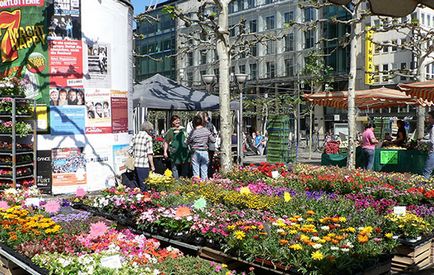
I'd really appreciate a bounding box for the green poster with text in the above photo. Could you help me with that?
[380,150,398,165]
[0,0,49,104]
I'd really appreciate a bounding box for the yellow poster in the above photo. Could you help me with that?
[36,105,48,132]
[365,27,374,85]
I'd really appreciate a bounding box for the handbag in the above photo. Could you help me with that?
[125,155,135,171]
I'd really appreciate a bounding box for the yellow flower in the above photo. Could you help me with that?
[234,230,246,240]
[311,251,324,261]
[385,233,393,239]
[226,272,231,275]
[222,264,228,268]
[339,217,347,223]
[284,192,291,202]
[289,230,298,235]
[164,169,173,177]
[300,234,309,242]
[240,187,251,195]
[275,219,286,228]
[227,225,236,231]
[345,227,356,233]
[357,234,369,244]
[289,243,303,250]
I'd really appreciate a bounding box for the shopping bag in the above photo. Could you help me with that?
[125,155,135,171]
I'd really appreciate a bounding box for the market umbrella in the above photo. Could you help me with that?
[399,80,434,102]
[304,87,423,110]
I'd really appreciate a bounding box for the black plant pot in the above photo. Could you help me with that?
[205,238,220,250]
[192,236,205,246]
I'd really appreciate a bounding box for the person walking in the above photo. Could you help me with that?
[255,131,264,155]
[187,116,216,180]
[361,123,378,170]
[198,112,217,178]
[164,115,190,178]
[128,121,155,191]
[423,111,434,179]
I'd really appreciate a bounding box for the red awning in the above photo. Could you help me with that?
[304,87,425,110]
[399,80,434,102]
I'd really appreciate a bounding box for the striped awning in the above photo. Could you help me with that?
[399,80,434,102]
[304,87,424,110]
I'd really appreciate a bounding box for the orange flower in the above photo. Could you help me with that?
[306,210,315,215]
[175,206,192,217]
[279,239,289,245]
[357,234,369,244]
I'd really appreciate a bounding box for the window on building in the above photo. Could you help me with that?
[374,19,380,27]
[200,50,207,64]
[400,38,407,47]
[249,20,257,33]
[237,0,244,11]
[400,16,408,23]
[229,25,236,37]
[382,64,389,81]
[428,15,431,26]
[284,11,294,25]
[187,72,193,86]
[382,43,389,53]
[400,62,407,81]
[422,13,425,25]
[187,52,194,66]
[266,62,275,78]
[266,16,275,30]
[249,63,257,80]
[229,2,235,13]
[239,65,246,74]
[304,8,314,22]
[285,58,294,76]
[266,40,275,54]
[247,0,255,8]
[200,70,206,80]
[214,68,219,80]
[305,30,314,48]
[265,0,274,4]
[411,12,417,22]
[214,50,218,61]
[250,44,257,56]
[391,40,397,52]
[374,65,380,83]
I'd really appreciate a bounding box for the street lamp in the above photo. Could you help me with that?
[234,73,248,165]
[202,74,216,93]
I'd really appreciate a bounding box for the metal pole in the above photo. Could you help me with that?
[296,73,301,162]
[239,84,244,165]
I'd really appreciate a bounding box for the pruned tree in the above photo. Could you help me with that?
[369,16,434,138]
[163,1,290,172]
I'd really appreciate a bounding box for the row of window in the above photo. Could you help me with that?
[373,12,434,27]
[138,14,175,36]
[370,62,434,83]
[139,39,176,55]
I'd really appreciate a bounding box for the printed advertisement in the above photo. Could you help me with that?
[84,146,115,190]
[36,150,52,193]
[86,43,110,88]
[0,2,49,104]
[36,105,48,133]
[85,88,111,134]
[50,105,85,135]
[48,0,81,41]
[49,40,83,87]
[49,87,85,106]
[112,144,129,174]
[111,90,128,133]
[52,147,86,186]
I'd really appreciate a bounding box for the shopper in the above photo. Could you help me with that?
[198,112,217,178]
[361,123,378,170]
[423,111,434,179]
[164,115,190,179]
[255,131,264,155]
[128,121,155,191]
[393,120,407,147]
[187,116,216,180]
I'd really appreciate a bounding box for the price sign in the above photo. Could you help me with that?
[380,150,398,165]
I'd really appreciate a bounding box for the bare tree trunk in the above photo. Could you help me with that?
[417,66,426,139]
[347,12,361,169]
[217,3,232,173]
[308,105,313,160]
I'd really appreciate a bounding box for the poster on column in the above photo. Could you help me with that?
[50,93,85,135]
[52,147,86,187]
[85,43,111,88]
[84,146,115,190]
[36,150,52,194]
[113,144,129,174]
[49,40,83,87]
[111,90,128,133]
[47,0,81,41]
[85,88,112,134]
[0,1,49,104]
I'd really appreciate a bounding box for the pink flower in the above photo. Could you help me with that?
[0,200,9,210]
[75,187,86,198]
[89,222,108,238]
[44,200,61,214]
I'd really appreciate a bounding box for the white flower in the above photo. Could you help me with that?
[331,246,339,250]
[312,243,322,249]
[311,236,320,241]
[321,226,330,231]
[153,269,161,275]
[341,248,350,252]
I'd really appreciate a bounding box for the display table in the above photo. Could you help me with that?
[321,148,428,175]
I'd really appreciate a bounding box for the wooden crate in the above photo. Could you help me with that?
[0,255,27,275]
[392,239,432,273]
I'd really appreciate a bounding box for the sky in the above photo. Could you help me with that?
[131,0,154,14]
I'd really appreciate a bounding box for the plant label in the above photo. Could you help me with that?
[271,171,280,179]
[100,255,122,269]
[393,206,406,216]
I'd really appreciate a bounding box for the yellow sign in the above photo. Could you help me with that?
[365,27,374,85]
[36,105,48,132]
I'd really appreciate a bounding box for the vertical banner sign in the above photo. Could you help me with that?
[52,147,86,186]
[0,1,48,103]
[85,88,112,134]
[365,27,374,85]
[36,150,52,193]
[111,90,128,133]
